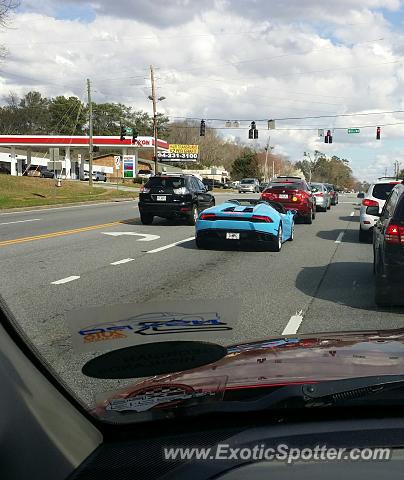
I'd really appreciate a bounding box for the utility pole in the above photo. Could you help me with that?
[87,78,93,187]
[150,65,158,175]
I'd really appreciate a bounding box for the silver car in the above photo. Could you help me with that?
[309,183,331,212]
[238,178,260,193]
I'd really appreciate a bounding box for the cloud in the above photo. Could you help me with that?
[1,1,404,182]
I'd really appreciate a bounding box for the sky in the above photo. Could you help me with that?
[1,0,404,181]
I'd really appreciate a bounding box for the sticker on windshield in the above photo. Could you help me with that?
[66,298,239,353]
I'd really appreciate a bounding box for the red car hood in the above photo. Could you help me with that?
[94,329,404,418]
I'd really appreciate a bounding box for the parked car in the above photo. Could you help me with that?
[261,180,316,224]
[40,169,55,179]
[373,181,404,306]
[82,171,107,182]
[259,182,270,192]
[238,178,260,193]
[139,174,215,225]
[196,198,295,251]
[309,182,331,212]
[359,178,402,242]
[202,178,224,189]
[324,183,339,205]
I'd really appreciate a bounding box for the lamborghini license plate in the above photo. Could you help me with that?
[226,232,240,240]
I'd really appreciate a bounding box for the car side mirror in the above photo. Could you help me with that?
[289,209,298,216]
[357,192,365,199]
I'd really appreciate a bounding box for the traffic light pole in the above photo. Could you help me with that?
[150,65,158,175]
[87,78,93,187]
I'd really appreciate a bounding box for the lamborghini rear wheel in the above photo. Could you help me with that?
[270,224,282,252]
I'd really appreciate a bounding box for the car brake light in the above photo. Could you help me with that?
[362,199,378,207]
[200,213,216,220]
[385,223,404,244]
[251,215,272,223]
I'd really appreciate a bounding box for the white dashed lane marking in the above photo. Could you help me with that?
[110,258,134,265]
[335,232,344,243]
[147,237,196,253]
[51,276,80,285]
[0,218,41,226]
[282,312,304,335]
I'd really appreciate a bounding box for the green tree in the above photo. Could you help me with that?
[48,96,86,134]
[231,149,261,180]
[19,91,50,134]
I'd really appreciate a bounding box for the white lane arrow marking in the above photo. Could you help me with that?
[102,232,160,242]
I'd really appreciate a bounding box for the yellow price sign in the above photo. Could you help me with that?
[169,144,199,155]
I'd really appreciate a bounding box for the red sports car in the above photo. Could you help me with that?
[261,180,316,224]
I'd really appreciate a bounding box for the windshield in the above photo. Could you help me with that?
[145,177,185,188]
[2,0,404,430]
[372,183,399,200]
[266,183,304,190]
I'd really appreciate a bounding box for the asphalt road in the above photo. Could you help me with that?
[1,192,403,406]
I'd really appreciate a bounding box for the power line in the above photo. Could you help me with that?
[168,109,404,123]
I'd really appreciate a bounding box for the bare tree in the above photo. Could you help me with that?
[0,1,19,58]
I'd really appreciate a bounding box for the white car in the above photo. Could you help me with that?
[359,178,402,242]
[137,169,153,179]
[82,171,107,182]
[238,178,260,193]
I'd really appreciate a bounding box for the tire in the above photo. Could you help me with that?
[288,222,295,241]
[374,256,392,306]
[304,210,313,224]
[187,205,198,226]
[270,224,283,252]
[359,227,369,243]
[196,237,208,249]
[327,203,331,210]
[140,213,154,225]
[312,208,316,220]
[103,177,107,182]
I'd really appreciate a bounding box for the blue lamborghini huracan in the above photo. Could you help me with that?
[195,199,295,251]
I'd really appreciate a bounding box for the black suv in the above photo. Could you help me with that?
[373,182,404,306]
[139,175,215,225]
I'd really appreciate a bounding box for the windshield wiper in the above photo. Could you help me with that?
[178,375,404,416]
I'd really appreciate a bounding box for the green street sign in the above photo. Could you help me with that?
[125,127,133,134]
[347,128,360,134]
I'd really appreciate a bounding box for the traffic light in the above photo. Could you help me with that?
[325,129,332,144]
[249,121,258,139]
[120,124,126,141]
[132,130,138,143]
[200,120,206,136]
[376,126,381,140]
